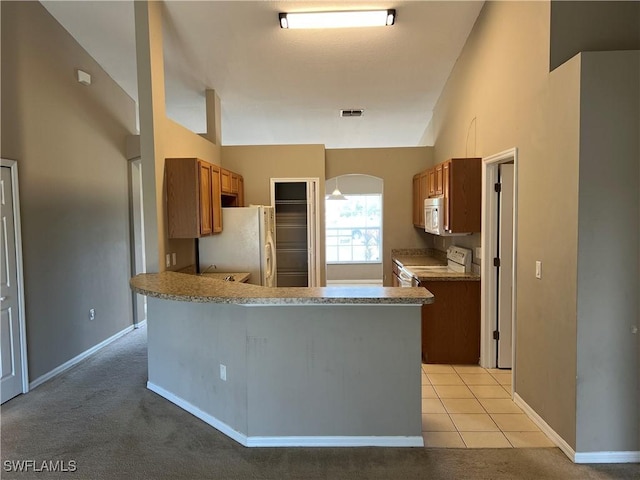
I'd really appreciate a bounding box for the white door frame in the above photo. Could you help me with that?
[128,158,146,328]
[480,148,518,386]
[1,158,29,396]
[270,177,321,287]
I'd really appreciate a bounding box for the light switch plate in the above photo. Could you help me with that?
[535,261,542,279]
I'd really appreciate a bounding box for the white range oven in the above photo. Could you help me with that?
[399,246,473,287]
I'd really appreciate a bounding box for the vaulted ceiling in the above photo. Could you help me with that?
[42,1,483,148]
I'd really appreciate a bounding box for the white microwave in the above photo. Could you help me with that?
[424,197,471,236]
[424,197,445,235]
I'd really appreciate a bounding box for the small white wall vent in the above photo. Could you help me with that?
[76,69,92,86]
[340,109,364,117]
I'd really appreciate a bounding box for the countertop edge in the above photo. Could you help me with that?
[130,272,434,305]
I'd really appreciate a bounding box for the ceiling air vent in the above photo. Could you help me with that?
[340,109,364,117]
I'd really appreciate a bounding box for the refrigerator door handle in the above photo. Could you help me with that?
[265,234,276,286]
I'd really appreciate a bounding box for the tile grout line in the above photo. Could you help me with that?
[422,364,521,448]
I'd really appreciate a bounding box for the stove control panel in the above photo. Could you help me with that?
[447,246,473,272]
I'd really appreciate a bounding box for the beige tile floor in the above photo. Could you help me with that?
[421,364,555,449]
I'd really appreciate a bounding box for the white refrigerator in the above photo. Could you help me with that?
[198,206,276,286]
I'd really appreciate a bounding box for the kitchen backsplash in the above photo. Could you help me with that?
[429,233,482,265]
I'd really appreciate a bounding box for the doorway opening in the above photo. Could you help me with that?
[129,158,147,327]
[480,148,518,389]
[325,174,383,287]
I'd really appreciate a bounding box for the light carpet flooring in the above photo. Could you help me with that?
[2,326,638,479]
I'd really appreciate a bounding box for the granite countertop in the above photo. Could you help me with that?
[130,272,434,305]
[177,265,250,283]
[391,248,480,282]
[198,272,250,283]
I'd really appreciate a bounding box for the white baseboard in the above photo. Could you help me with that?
[29,324,135,390]
[246,436,423,447]
[147,381,423,448]
[513,393,576,460]
[574,451,640,464]
[134,319,147,329]
[147,381,249,446]
[514,393,640,464]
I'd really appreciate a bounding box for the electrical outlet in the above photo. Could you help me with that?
[89,308,96,321]
[166,254,171,268]
[475,247,482,260]
[172,252,177,265]
[535,261,542,279]
[219,364,227,381]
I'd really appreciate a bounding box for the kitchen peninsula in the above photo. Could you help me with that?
[131,272,433,447]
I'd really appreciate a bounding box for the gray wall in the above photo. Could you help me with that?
[1,2,137,380]
[147,299,422,440]
[575,51,639,453]
[550,1,640,71]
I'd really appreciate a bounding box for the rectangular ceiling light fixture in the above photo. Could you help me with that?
[279,9,396,29]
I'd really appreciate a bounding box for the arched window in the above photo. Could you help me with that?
[325,175,382,264]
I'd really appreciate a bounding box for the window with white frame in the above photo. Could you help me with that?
[326,194,382,263]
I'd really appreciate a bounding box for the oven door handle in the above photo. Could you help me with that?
[398,267,414,284]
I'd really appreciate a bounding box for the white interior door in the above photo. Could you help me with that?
[1,165,27,403]
[497,163,514,368]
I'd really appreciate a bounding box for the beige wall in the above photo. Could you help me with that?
[430,0,639,454]
[325,147,433,286]
[222,144,326,284]
[1,2,137,379]
[430,0,579,446]
[550,1,640,70]
[134,2,221,273]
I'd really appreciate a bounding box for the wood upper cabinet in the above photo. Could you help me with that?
[198,162,213,236]
[165,158,223,238]
[428,169,436,197]
[413,171,429,228]
[435,164,444,196]
[210,164,223,233]
[220,168,244,206]
[444,158,481,233]
[221,168,232,194]
[442,161,451,230]
[412,157,481,233]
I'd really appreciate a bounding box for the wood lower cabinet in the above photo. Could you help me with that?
[166,157,222,238]
[420,280,480,364]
